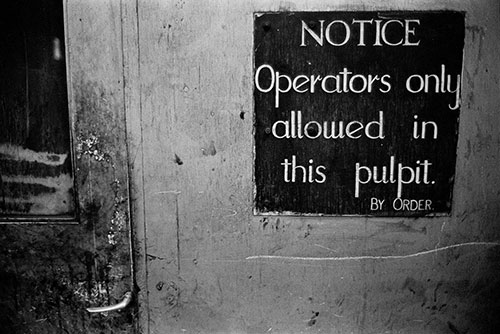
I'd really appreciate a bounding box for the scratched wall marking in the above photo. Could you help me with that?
[246,242,500,261]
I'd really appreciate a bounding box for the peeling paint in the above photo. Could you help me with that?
[109,208,127,245]
[61,277,109,305]
[163,281,180,310]
[201,140,217,156]
[76,134,109,162]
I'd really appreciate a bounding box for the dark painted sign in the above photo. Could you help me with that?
[254,11,465,216]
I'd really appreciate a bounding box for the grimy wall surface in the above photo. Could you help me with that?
[0,1,135,333]
[125,0,500,333]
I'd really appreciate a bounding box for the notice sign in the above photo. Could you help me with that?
[254,11,465,216]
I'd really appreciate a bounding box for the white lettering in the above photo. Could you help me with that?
[301,19,421,47]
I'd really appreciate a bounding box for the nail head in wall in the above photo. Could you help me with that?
[263,21,271,32]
